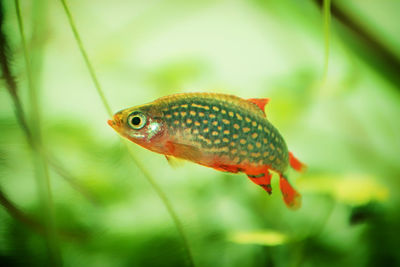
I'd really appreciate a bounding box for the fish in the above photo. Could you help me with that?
[108,93,305,209]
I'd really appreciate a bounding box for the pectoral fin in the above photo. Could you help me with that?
[165,141,203,163]
[165,155,185,168]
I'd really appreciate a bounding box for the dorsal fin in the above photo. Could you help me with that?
[247,98,269,116]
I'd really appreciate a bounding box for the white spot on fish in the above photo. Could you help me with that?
[147,120,161,140]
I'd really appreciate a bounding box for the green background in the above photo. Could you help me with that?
[1,0,399,266]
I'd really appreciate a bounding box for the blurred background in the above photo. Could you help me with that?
[1,0,400,266]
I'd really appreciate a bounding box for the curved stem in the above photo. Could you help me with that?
[15,0,61,265]
[58,0,112,117]
[322,0,331,82]
[124,141,195,267]
[314,0,400,89]
[0,188,88,241]
[58,1,194,266]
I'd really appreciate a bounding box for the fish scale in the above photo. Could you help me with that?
[108,92,305,209]
[159,94,288,173]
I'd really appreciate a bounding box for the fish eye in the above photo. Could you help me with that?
[127,112,147,130]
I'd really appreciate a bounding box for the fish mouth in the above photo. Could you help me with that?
[107,114,122,130]
[107,119,118,130]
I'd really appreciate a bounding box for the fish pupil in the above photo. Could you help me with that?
[131,116,141,126]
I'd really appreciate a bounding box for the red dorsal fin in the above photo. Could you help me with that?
[247,98,269,116]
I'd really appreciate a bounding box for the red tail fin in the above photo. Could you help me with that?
[279,175,301,210]
[289,152,306,172]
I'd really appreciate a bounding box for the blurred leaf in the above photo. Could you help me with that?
[298,173,389,205]
[229,230,288,246]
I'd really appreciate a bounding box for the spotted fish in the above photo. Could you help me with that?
[108,93,305,209]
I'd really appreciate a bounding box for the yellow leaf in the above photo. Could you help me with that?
[297,173,389,205]
[229,230,288,246]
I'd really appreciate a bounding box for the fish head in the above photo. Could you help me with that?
[108,104,166,147]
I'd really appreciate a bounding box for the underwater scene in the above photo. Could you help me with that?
[1,0,399,266]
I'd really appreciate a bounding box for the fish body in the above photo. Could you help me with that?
[108,93,305,209]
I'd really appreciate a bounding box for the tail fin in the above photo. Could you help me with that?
[279,175,301,210]
[289,152,306,172]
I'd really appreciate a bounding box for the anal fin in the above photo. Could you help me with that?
[247,171,272,195]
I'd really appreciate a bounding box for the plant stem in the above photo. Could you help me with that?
[15,1,62,265]
[322,0,331,82]
[124,141,195,267]
[59,0,112,117]
[315,0,400,90]
[58,1,195,266]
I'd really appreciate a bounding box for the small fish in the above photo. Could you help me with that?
[108,93,305,209]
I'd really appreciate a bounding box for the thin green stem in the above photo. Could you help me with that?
[46,155,100,205]
[30,0,48,101]
[58,1,194,266]
[123,141,195,267]
[0,188,89,241]
[322,0,331,82]
[59,0,112,116]
[15,1,61,265]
